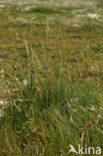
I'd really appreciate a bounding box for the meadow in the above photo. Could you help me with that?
[0,0,103,155]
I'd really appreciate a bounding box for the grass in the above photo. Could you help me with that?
[26,7,62,14]
[1,75,103,155]
[0,0,103,155]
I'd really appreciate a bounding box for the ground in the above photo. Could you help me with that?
[0,0,103,155]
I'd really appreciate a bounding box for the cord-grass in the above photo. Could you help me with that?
[0,0,103,155]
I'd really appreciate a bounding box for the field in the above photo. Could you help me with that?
[0,0,103,155]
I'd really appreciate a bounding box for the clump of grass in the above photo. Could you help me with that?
[0,71,103,155]
[27,7,62,14]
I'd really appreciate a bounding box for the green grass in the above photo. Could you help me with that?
[0,0,103,155]
[26,7,62,14]
[1,75,103,155]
